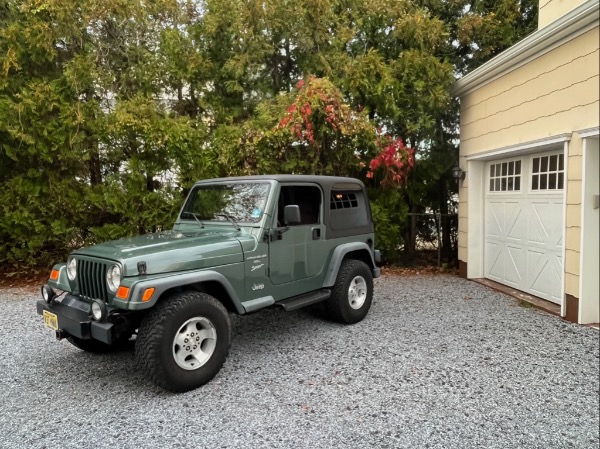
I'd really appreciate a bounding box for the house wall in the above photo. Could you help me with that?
[458,27,600,299]
[539,0,588,28]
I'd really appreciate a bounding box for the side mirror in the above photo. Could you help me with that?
[284,205,301,226]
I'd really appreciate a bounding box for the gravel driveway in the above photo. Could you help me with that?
[1,274,598,449]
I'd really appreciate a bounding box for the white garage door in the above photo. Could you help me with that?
[484,151,564,303]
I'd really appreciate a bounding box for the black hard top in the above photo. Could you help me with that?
[194,175,366,190]
[194,174,373,238]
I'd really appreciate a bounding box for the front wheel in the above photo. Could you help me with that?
[135,291,231,392]
[326,259,373,324]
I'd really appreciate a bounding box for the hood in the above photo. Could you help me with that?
[73,229,253,276]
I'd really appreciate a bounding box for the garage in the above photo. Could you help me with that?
[483,151,565,303]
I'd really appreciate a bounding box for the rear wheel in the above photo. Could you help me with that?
[326,259,373,324]
[135,291,231,392]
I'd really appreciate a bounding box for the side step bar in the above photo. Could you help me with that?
[275,289,331,312]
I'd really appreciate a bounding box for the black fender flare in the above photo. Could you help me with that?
[126,270,245,314]
[322,242,379,288]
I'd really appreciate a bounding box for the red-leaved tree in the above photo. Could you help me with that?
[248,76,414,189]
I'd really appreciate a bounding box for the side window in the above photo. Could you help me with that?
[330,190,368,230]
[277,185,322,226]
[330,192,358,209]
[531,153,564,191]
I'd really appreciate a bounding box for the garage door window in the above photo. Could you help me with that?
[531,154,564,191]
[489,160,521,192]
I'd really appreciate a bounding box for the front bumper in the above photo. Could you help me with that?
[36,295,116,344]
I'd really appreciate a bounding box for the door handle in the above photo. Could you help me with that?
[312,228,321,240]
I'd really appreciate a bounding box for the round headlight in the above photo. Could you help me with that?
[67,258,77,281]
[106,265,121,292]
[91,300,107,321]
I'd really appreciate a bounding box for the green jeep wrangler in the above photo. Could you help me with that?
[38,175,381,392]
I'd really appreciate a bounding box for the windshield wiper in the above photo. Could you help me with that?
[216,214,241,231]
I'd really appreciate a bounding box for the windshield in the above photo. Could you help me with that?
[180,182,270,224]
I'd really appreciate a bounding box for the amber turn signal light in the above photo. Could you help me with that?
[50,270,59,281]
[116,286,130,299]
[142,288,155,302]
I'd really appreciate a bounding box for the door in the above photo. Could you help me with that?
[484,152,564,303]
[268,184,325,285]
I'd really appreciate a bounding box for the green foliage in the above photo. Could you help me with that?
[370,190,407,263]
[0,0,537,271]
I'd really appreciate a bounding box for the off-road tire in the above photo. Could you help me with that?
[326,259,373,324]
[135,291,231,392]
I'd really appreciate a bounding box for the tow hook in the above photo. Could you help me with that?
[55,330,65,341]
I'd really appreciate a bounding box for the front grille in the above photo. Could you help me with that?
[76,259,110,301]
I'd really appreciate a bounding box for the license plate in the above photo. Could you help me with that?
[43,310,58,331]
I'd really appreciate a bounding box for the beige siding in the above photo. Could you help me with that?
[566,249,581,277]
[566,180,583,204]
[565,272,580,295]
[564,137,584,297]
[568,155,583,179]
[460,28,599,155]
[539,0,588,28]
[565,226,581,249]
[566,204,582,228]
[458,246,467,263]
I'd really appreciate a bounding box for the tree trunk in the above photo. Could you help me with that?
[85,91,102,186]
[88,148,102,186]
[404,208,417,263]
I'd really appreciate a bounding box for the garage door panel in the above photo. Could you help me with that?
[529,201,562,248]
[551,200,564,249]
[526,249,545,292]
[486,200,526,243]
[485,241,504,281]
[506,204,526,243]
[550,254,563,303]
[505,246,524,285]
[555,232,563,248]
[485,243,523,288]
[528,204,547,245]
[527,250,562,301]
[486,201,505,237]
[484,152,564,305]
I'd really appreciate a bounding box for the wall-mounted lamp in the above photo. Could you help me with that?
[452,166,466,181]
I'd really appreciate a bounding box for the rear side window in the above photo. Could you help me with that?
[330,192,358,209]
[330,190,368,230]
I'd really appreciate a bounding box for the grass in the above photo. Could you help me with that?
[518,299,533,308]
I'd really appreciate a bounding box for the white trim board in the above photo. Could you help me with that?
[465,134,571,161]
[578,127,600,138]
[452,0,599,97]
[578,137,600,324]
[560,140,569,318]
